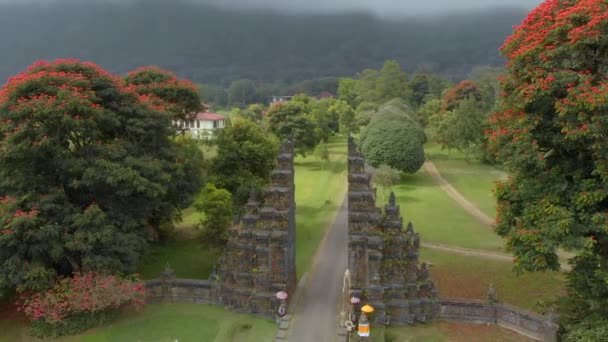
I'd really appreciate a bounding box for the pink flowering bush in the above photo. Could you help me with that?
[19,273,146,338]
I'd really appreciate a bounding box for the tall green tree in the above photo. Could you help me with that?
[265,99,318,156]
[329,100,356,134]
[314,141,330,169]
[228,79,257,107]
[372,164,401,198]
[361,121,425,173]
[487,1,608,339]
[338,78,359,108]
[376,60,411,103]
[211,118,279,208]
[0,60,203,292]
[195,183,233,246]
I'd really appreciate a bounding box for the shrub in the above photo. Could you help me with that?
[361,121,425,173]
[19,273,146,338]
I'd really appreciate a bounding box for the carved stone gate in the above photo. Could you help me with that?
[216,134,297,317]
[347,137,439,325]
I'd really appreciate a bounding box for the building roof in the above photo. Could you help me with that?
[194,112,226,121]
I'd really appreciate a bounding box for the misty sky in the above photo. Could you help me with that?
[0,0,544,16]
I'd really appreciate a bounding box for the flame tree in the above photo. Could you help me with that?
[488,1,608,336]
[0,60,203,292]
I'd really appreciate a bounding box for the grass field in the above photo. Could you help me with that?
[294,135,348,277]
[0,304,276,342]
[387,170,506,252]
[370,322,534,342]
[425,144,507,218]
[420,247,565,311]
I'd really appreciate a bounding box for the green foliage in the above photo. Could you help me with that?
[195,184,233,245]
[440,98,485,161]
[487,1,608,336]
[361,121,425,173]
[266,97,319,156]
[0,60,203,292]
[30,309,118,339]
[415,98,441,127]
[329,99,356,134]
[228,79,257,107]
[309,97,338,141]
[338,78,359,108]
[233,104,265,123]
[314,141,330,169]
[376,60,412,103]
[372,164,401,195]
[563,323,608,342]
[211,118,279,207]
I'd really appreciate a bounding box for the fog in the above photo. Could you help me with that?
[0,0,543,16]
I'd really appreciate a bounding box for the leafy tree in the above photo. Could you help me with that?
[309,97,338,141]
[409,74,432,107]
[199,83,228,107]
[487,1,608,338]
[447,98,485,161]
[0,60,202,292]
[415,98,441,127]
[124,66,202,120]
[372,164,401,197]
[211,118,279,207]
[228,79,257,107]
[361,121,425,173]
[329,100,356,133]
[356,69,380,104]
[376,60,411,103]
[314,141,330,169]
[442,80,482,111]
[265,100,318,156]
[195,183,233,245]
[233,103,265,123]
[338,78,359,108]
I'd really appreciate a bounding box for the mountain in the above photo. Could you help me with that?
[0,1,526,85]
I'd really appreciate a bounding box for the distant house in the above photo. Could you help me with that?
[270,95,292,105]
[175,112,226,139]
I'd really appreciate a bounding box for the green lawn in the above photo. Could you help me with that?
[0,304,276,342]
[295,135,348,278]
[425,143,507,218]
[420,247,565,312]
[387,170,506,252]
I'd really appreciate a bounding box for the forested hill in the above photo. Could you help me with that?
[0,1,526,85]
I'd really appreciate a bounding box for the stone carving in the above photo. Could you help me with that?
[347,136,439,325]
[216,134,297,318]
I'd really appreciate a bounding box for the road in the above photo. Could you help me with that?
[288,199,348,342]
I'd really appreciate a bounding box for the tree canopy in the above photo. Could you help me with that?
[0,59,203,292]
[488,1,608,338]
[361,120,425,173]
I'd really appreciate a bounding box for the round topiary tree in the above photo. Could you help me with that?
[361,121,425,173]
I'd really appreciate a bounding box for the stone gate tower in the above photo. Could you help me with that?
[217,134,297,317]
[347,136,439,324]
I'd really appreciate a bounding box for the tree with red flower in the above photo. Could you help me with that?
[488,0,608,337]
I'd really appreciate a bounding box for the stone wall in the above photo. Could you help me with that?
[145,278,219,305]
[438,298,558,342]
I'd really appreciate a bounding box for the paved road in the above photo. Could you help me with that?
[288,199,348,342]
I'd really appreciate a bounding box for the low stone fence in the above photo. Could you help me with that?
[438,298,558,341]
[338,298,559,342]
[145,278,220,305]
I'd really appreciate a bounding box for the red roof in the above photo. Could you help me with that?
[194,112,225,121]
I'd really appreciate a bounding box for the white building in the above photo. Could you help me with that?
[175,112,226,139]
[270,95,292,105]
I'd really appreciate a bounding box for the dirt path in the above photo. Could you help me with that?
[423,161,495,228]
[421,243,513,262]
[288,199,348,342]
